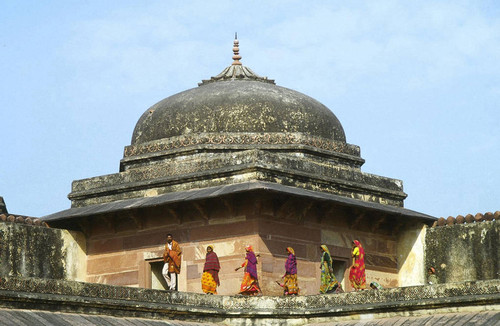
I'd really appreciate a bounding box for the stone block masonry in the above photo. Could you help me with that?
[0,221,86,281]
[426,219,499,284]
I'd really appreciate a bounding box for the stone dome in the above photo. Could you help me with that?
[131,40,346,146]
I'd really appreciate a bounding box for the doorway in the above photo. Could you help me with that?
[150,260,169,290]
[332,259,348,290]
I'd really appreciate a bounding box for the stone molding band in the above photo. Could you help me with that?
[0,277,498,319]
[124,133,360,158]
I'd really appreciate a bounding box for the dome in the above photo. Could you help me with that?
[131,39,346,146]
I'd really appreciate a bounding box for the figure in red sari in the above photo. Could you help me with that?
[349,240,366,291]
[201,245,220,294]
[235,245,261,295]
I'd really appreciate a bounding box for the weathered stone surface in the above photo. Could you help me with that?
[0,222,86,281]
[0,309,215,326]
[131,80,346,145]
[68,146,406,208]
[0,276,498,326]
[124,132,361,161]
[87,270,139,287]
[425,220,500,283]
[56,63,413,211]
[0,308,497,326]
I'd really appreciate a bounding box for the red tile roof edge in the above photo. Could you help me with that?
[432,211,499,227]
[0,214,49,227]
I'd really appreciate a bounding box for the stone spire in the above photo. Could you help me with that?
[199,35,275,86]
[232,33,242,65]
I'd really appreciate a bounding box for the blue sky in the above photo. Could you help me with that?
[1,1,499,218]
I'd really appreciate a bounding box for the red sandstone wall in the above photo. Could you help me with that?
[85,195,400,295]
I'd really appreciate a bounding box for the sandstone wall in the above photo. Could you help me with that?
[0,222,86,281]
[397,223,426,286]
[425,220,499,283]
[84,194,401,295]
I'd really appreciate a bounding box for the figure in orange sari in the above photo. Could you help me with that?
[235,245,261,295]
[349,240,366,291]
[162,234,182,291]
[201,245,220,294]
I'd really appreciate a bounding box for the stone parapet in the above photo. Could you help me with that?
[426,219,499,284]
[0,222,86,281]
[0,277,498,325]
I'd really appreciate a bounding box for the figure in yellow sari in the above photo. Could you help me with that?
[276,247,299,295]
[201,245,220,294]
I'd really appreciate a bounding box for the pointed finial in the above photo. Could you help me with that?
[232,32,242,65]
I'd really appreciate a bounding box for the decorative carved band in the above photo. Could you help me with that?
[0,277,498,312]
[124,133,359,158]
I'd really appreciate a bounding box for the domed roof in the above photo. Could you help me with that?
[131,39,346,145]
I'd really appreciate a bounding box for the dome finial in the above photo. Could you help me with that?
[199,34,275,85]
[232,33,242,65]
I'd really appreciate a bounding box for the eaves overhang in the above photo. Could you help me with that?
[43,181,436,224]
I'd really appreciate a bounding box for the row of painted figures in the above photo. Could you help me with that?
[162,234,373,295]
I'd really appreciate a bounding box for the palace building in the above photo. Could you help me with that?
[43,38,434,295]
[0,38,498,325]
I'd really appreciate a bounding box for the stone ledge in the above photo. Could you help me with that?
[121,143,365,172]
[0,277,498,322]
[69,161,406,207]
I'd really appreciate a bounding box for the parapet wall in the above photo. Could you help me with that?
[425,220,499,283]
[0,221,86,281]
[0,276,498,325]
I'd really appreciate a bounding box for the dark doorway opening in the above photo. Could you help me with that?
[333,259,347,288]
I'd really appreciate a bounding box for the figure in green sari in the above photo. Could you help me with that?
[319,245,339,294]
